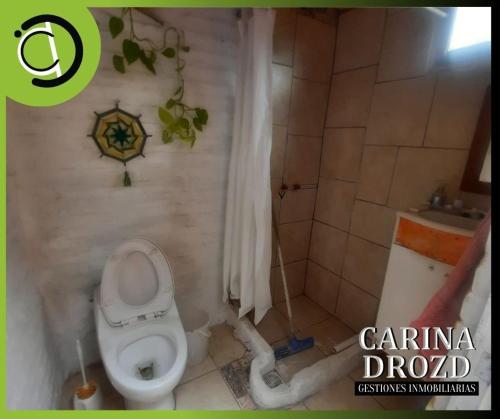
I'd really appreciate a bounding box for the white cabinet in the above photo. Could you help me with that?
[374,212,472,359]
[376,243,453,357]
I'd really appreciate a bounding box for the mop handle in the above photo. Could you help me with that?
[271,204,295,336]
[76,339,88,387]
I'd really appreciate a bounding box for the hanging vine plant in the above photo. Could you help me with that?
[108,8,209,147]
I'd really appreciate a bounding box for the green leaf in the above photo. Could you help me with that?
[123,39,140,64]
[109,16,124,39]
[193,117,203,131]
[139,49,156,74]
[162,48,176,58]
[158,107,174,125]
[178,117,190,130]
[162,130,174,143]
[166,99,176,109]
[196,108,209,125]
[149,50,157,64]
[169,121,180,133]
[182,46,190,52]
[112,55,125,73]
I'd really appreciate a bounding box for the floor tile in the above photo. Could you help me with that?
[301,317,355,356]
[180,355,217,385]
[208,324,247,367]
[276,295,330,330]
[175,370,240,410]
[304,375,382,410]
[255,307,290,345]
[275,345,325,383]
[349,360,431,410]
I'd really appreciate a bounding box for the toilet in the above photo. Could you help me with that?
[94,238,187,410]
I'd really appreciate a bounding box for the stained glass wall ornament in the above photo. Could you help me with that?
[89,102,151,186]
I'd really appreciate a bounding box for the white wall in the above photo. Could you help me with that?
[7,173,64,409]
[7,8,237,377]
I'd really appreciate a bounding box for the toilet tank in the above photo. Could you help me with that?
[375,212,473,359]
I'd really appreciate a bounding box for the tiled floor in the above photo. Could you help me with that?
[257,295,356,356]
[60,295,429,410]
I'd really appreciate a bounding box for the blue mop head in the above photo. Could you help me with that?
[274,336,315,360]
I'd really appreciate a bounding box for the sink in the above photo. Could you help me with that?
[418,210,480,231]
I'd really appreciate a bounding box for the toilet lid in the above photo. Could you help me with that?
[100,239,174,326]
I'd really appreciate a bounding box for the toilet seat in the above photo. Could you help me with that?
[100,239,174,327]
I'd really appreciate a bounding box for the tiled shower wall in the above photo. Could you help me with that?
[304,8,491,332]
[270,9,337,304]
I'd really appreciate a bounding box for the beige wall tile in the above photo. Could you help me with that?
[321,128,364,182]
[357,145,398,205]
[342,235,390,298]
[326,66,377,127]
[284,135,322,185]
[424,67,490,149]
[255,307,289,345]
[458,191,491,213]
[288,78,330,136]
[271,178,283,267]
[315,178,356,231]
[334,9,386,73]
[378,8,444,82]
[309,221,348,275]
[273,9,297,66]
[280,188,317,223]
[305,261,341,315]
[335,280,380,332]
[365,76,435,146]
[350,200,396,247]
[279,220,312,263]
[293,15,336,83]
[387,8,409,15]
[298,8,338,26]
[388,147,469,210]
[271,259,307,303]
[271,125,287,180]
[271,177,283,213]
[272,64,293,125]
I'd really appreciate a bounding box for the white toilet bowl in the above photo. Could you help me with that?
[94,239,187,409]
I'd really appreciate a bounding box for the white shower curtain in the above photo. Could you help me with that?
[223,8,275,324]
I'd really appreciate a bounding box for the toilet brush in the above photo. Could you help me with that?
[73,339,103,410]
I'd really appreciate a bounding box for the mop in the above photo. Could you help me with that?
[271,195,314,360]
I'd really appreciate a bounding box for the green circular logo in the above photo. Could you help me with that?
[2,1,100,106]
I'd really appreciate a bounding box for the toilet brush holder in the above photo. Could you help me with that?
[73,380,103,410]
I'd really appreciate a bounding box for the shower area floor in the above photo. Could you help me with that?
[60,295,430,410]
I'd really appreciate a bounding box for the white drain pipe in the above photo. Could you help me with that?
[226,307,363,409]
